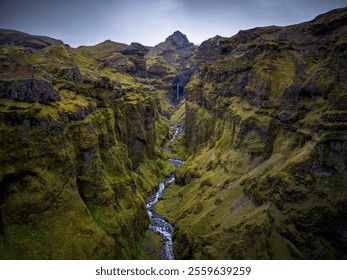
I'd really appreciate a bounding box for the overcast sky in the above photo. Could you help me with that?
[0,0,346,47]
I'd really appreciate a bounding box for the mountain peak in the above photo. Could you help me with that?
[165,31,191,48]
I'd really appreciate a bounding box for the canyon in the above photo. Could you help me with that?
[0,8,346,259]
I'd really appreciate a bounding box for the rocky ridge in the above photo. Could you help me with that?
[145,31,198,98]
[0,29,64,49]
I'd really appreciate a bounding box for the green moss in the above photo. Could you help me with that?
[1,11,346,260]
[145,55,175,76]
[170,99,186,125]
[157,14,347,259]
[0,84,168,259]
[139,231,163,259]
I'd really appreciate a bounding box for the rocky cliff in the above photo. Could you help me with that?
[145,31,198,100]
[156,8,347,259]
[0,8,346,260]
[0,29,174,259]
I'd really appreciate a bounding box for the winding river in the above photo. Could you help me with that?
[145,125,183,260]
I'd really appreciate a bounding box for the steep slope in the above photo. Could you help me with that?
[1,8,346,260]
[0,30,173,259]
[156,8,347,259]
[145,31,198,101]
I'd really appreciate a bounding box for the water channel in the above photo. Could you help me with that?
[145,125,183,260]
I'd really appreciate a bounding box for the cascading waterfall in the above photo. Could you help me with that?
[145,125,183,260]
[169,125,182,143]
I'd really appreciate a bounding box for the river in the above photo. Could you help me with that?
[145,125,183,260]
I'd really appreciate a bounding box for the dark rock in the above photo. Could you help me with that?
[0,78,60,103]
[122,42,150,55]
[58,66,82,83]
[312,9,347,35]
[196,35,226,64]
[165,31,192,49]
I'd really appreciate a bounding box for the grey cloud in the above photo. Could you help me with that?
[0,0,346,47]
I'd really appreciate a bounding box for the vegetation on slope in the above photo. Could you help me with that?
[156,8,347,259]
[0,29,175,259]
[0,8,346,260]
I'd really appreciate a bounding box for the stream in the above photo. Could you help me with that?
[145,125,183,260]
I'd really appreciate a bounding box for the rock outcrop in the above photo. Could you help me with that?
[0,78,60,103]
[145,31,198,99]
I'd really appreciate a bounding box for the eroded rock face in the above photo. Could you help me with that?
[0,7,346,260]
[165,31,192,49]
[0,28,169,259]
[58,66,82,83]
[157,8,347,259]
[145,31,198,97]
[0,78,60,103]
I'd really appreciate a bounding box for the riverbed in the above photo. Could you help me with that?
[145,125,183,260]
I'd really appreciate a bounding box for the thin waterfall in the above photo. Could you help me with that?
[176,84,179,100]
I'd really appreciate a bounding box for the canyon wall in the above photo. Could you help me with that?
[0,8,346,260]
[157,8,347,259]
[0,30,176,259]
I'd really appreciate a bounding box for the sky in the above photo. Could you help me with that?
[0,0,346,47]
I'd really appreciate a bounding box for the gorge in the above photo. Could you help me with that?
[0,8,347,260]
[145,125,183,260]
